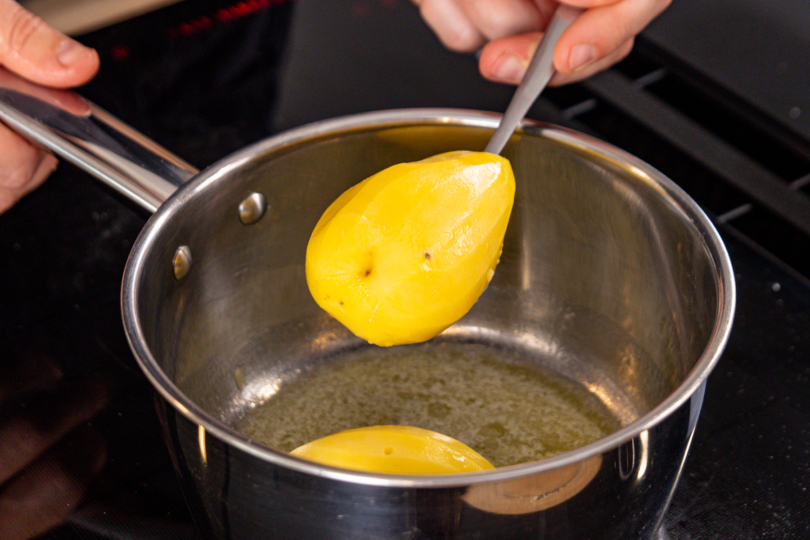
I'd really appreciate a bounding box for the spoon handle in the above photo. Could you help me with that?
[484,5,582,155]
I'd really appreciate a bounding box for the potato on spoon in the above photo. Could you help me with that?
[305,151,515,346]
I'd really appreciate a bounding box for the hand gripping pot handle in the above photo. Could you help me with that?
[0,70,198,213]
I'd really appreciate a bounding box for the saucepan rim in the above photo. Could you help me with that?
[121,108,735,488]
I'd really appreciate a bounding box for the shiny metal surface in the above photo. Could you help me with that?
[164,386,699,539]
[238,192,268,225]
[484,5,581,155]
[0,81,736,538]
[122,111,733,539]
[0,78,197,212]
[172,245,192,281]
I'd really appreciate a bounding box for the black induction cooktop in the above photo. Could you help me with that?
[1,1,808,539]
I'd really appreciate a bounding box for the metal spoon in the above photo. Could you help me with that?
[484,5,582,155]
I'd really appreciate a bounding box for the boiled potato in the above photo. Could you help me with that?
[306,151,515,346]
[290,425,494,474]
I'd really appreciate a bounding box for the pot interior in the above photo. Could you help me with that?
[132,118,722,467]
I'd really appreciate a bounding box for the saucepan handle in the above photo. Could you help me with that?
[0,70,198,213]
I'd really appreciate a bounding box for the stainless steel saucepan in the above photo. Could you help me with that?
[0,74,734,540]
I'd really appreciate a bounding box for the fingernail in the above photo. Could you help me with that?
[56,39,88,66]
[569,44,596,72]
[491,53,526,84]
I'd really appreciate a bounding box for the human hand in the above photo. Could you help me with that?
[416,0,670,86]
[0,351,108,540]
[0,0,99,214]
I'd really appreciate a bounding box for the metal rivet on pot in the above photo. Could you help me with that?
[239,193,267,225]
[173,246,192,280]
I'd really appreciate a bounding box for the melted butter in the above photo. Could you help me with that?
[237,343,620,467]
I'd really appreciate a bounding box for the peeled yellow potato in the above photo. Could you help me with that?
[305,151,515,346]
[290,425,494,474]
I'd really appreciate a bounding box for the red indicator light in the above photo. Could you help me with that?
[110,45,131,61]
[171,0,291,39]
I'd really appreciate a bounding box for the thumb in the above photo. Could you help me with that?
[0,0,98,88]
